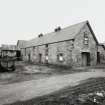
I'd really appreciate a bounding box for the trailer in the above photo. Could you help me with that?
[0,45,21,72]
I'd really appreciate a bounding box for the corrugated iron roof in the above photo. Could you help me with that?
[1,44,18,51]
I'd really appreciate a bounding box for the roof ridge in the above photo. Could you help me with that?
[28,20,88,42]
[22,20,88,48]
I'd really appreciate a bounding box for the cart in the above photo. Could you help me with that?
[0,57,16,72]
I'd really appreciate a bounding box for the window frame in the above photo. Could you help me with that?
[57,53,64,62]
[83,32,89,45]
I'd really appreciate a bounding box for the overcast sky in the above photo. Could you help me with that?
[0,0,105,46]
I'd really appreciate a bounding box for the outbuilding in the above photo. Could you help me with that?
[97,43,105,64]
[17,21,99,67]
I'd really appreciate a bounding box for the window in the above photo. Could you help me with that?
[57,53,64,62]
[45,54,49,63]
[33,46,35,50]
[45,44,48,48]
[84,38,88,45]
[45,55,48,60]
[84,32,89,45]
[71,39,74,48]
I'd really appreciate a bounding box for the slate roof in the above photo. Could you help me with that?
[20,20,98,48]
[17,40,27,49]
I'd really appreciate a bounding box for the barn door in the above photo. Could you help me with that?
[82,52,90,66]
[97,52,100,64]
[28,54,31,62]
[39,54,42,63]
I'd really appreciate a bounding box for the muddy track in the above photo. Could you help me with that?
[6,77,105,105]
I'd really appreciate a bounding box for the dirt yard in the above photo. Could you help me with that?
[0,62,105,105]
[0,71,105,104]
[0,61,105,85]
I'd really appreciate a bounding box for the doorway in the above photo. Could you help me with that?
[97,52,100,64]
[82,52,90,66]
[16,50,21,60]
[39,53,42,63]
[28,54,31,62]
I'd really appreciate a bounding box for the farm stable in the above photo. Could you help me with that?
[17,21,103,67]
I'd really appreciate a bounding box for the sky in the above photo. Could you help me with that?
[0,0,105,46]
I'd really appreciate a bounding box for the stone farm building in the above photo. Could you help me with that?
[17,21,100,67]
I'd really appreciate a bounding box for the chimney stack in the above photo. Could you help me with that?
[54,26,61,32]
